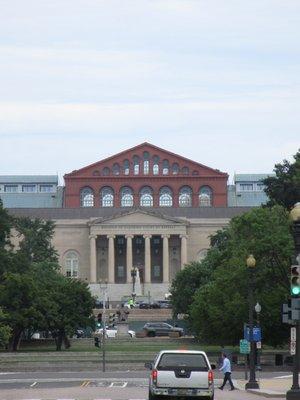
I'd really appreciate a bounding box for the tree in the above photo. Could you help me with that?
[263,150,300,209]
[170,261,213,316]
[0,206,94,351]
[14,217,58,263]
[0,308,11,347]
[189,206,293,346]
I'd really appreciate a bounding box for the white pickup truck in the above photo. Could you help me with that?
[145,350,215,400]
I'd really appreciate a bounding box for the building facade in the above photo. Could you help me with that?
[64,142,228,208]
[227,174,274,207]
[0,175,63,208]
[6,144,255,301]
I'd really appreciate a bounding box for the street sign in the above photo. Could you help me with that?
[290,340,296,355]
[240,339,250,354]
[291,327,296,341]
[244,325,262,341]
[256,341,262,349]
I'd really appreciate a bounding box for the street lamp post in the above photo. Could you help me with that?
[255,302,262,371]
[245,254,259,390]
[99,279,108,372]
[286,203,300,400]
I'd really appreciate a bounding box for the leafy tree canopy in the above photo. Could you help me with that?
[263,150,300,209]
[189,206,293,346]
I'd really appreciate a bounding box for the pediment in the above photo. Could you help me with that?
[90,209,187,226]
[65,142,227,178]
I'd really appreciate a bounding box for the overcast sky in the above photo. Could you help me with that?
[0,0,299,184]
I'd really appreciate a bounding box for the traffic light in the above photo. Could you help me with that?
[94,337,100,347]
[291,265,300,296]
[96,313,102,328]
[108,313,116,327]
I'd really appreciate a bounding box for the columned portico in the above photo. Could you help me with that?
[89,234,97,282]
[162,234,170,283]
[126,235,133,283]
[89,209,189,294]
[143,234,152,283]
[107,234,115,283]
[180,234,188,267]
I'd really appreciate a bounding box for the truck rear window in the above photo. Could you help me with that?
[157,353,209,371]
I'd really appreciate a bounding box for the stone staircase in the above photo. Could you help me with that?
[93,308,172,321]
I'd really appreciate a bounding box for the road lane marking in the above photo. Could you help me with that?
[109,381,128,387]
[80,380,90,387]
[30,382,37,387]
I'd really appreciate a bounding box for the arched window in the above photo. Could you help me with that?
[112,163,120,175]
[143,160,149,175]
[120,187,134,207]
[182,166,189,175]
[123,159,130,175]
[80,187,94,207]
[133,155,140,175]
[179,186,192,207]
[159,186,173,207]
[199,186,212,207]
[100,186,114,207]
[140,186,153,207]
[152,155,159,175]
[102,167,110,176]
[172,163,179,175]
[64,251,79,278]
[162,159,169,175]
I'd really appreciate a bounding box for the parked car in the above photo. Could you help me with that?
[145,350,215,400]
[143,322,184,337]
[96,327,135,338]
[157,300,172,309]
[139,301,151,309]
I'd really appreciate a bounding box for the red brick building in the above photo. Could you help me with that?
[64,142,228,208]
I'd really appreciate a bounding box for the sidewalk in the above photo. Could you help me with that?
[236,376,295,398]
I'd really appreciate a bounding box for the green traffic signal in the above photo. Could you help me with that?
[291,265,300,296]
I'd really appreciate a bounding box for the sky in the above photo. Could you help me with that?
[0,0,299,184]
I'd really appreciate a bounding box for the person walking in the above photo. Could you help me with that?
[219,353,235,390]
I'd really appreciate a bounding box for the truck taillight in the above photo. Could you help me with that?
[208,370,214,385]
[152,369,158,385]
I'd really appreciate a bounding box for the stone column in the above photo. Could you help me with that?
[143,234,152,283]
[180,234,188,267]
[126,235,133,283]
[89,234,97,282]
[162,234,170,283]
[107,235,115,283]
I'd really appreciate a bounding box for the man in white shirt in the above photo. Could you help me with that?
[219,353,235,390]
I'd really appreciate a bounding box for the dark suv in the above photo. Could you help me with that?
[143,322,184,337]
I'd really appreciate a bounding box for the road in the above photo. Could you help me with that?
[0,370,290,400]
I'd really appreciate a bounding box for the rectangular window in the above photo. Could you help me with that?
[239,183,253,192]
[4,185,18,193]
[256,183,265,191]
[22,185,36,192]
[117,265,125,277]
[40,185,53,192]
[154,265,161,277]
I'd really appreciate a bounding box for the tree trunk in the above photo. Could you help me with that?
[8,327,23,352]
[63,334,71,349]
[56,330,63,351]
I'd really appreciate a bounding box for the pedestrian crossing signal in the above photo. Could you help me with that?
[94,337,100,347]
[291,265,300,296]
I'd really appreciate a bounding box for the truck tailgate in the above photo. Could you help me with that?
[157,369,209,389]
